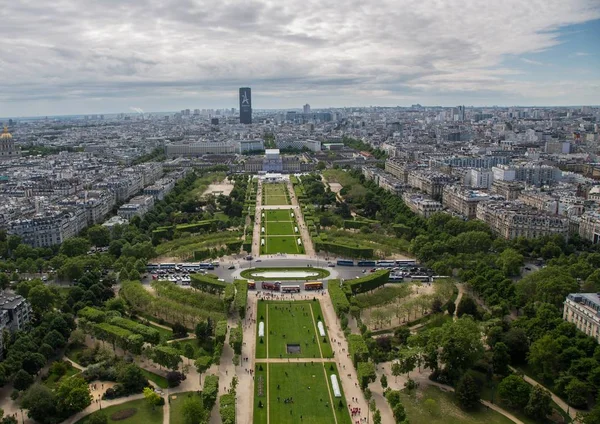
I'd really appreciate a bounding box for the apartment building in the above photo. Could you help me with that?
[442,186,489,219]
[564,293,600,343]
[407,170,457,200]
[476,200,569,239]
[402,192,443,218]
[578,212,600,244]
[118,195,155,220]
[0,291,33,358]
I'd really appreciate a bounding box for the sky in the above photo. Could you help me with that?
[1,0,600,117]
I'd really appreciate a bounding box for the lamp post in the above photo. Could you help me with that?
[98,394,102,410]
[19,408,24,424]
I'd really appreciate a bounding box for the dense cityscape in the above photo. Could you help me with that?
[1,0,600,423]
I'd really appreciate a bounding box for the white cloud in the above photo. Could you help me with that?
[0,0,599,115]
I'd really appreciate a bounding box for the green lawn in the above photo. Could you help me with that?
[265,209,295,221]
[42,363,80,389]
[265,221,295,236]
[170,392,209,424]
[253,362,351,424]
[256,300,333,359]
[262,183,290,206]
[76,398,163,424]
[141,369,169,389]
[240,267,330,281]
[399,386,515,424]
[262,236,304,255]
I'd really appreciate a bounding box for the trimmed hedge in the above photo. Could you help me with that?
[229,324,243,355]
[108,317,161,344]
[233,279,248,318]
[348,334,369,366]
[224,284,235,312]
[343,219,380,229]
[357,361,376,389]
[175,220,218,233]
[190,274,227,293]
[328,280,350,317]
[220,392,236,424]
[215,320,228,344]
[77,306,106,323]
[343,270,390,295]
[202,374,219,409]
[314,240,374,259]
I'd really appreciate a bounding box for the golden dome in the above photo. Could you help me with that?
[0,126,11,140]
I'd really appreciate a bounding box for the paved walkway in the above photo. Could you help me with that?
[286,179,315,256]
[251,180,264,257]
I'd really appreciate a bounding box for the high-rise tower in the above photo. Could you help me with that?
[239,87,252,124]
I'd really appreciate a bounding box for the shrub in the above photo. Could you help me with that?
[110,408,137,421]
[166,371,186,388]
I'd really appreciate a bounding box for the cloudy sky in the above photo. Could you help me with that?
[1,0,599,117]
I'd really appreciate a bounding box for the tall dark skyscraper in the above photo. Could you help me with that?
[239,87,252,124]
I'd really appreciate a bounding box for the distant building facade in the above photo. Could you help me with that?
[239,87,252,124]
[564,293,600,343]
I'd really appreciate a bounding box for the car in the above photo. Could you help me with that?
[524,266,531,271]
[362,269,367,273]
[327,263,335,267]
[370,268,377,272]
[228,265,235,270]
[218,278,225,282]
[255,259,262,263]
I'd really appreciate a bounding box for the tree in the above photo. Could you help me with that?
[492,342,510,376]
[525,386,552,420]
[502,327,529,364]
[380,374,388,389]
[56,376,92,416]
[496,248,524,276]
[43,330,66,350]
[117,364,148,394]
[184,344,195,364]
[565,378,590,409]
[436,317,484,381]
[87,225,111,247]
[60,237,90,257]
[153,346,182,371]
[21,384,58,424]
[391,361,402,383]
[182,396,208,424]
[455,373,481,410]
[528,335,560,380]
[497,375,531,410]
[393,403,406,422]
[28,284,56,314]
[143,387,162,409]
[373,410,382,424]
[13,369,34,391]
[456,296,479,319]
[105,298,127,314]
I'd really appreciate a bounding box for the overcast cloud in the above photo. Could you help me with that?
[1,0,599,116]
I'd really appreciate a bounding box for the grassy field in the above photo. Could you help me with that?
[170,392,208,424]
[260,209,304,255]
[253,362,352,424]
[155,231,242,258]
[323,229,411,257]
[256,300,333,359]
[354,284,412,308]
[141,369,169,389]
[42,363,80,389]
[399,386,515,424]
[189,172,227,200]
[240,267,330,281]
[263,183,290,206]
[76,398,163,424]
[131,317,175,342]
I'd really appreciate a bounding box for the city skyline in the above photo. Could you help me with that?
[1,0,599,117]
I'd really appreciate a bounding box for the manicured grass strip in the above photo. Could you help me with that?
[141,369,169,389]
[264,362,351,424]
[75,398,163,424]
[255,300,332,359]
[240,267,330,281]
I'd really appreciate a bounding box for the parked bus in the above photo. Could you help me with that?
[304,281,324,291]
[282,285,301,293]
[146,263,159,271]
[376,260,396,268]
[261,282,281,291]
[199,263,215,270]
[357,260,376,267]
[395,259,417,267]
[336,260,354,266]
[160,263,176,269]
[248,281,256,290]
[432,275,450,281]
[389,275,404,282]
[411,275,431,282]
